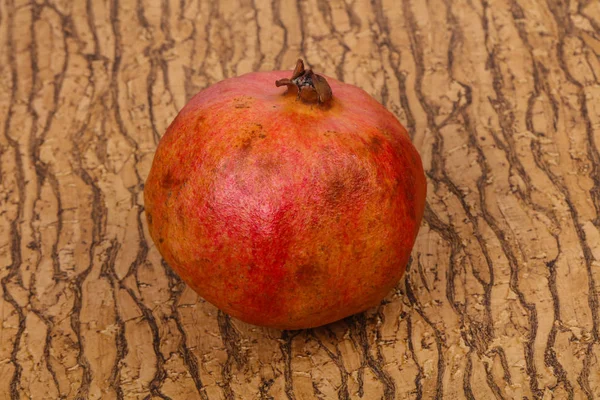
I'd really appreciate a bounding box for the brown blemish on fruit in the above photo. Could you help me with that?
[162,169,185,189]
[257,157,280,173]
[295,264,320,286]
[236,123,266,155]
[193,113,207,133]
[239,136,254,152]
[326,176,347,204]
[250,123,263,133]
[326,168,369,205]
[233,96,255,109]
[369,135,383,153]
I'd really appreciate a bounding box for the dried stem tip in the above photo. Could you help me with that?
[275,59,333,105]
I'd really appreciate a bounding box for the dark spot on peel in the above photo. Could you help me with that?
[237,123,264,153]
[257,157,280,173]
[162,169,185,189]
[240,136,254,152]
[194,114,207,132]
[233,96,255,109]
[251,123,263,134]
[325,167,369,206]
[369,135,383,153]
[326,176,347,204]
[159,238,164,243]
[295,264,320,286]
[147,213,153,224]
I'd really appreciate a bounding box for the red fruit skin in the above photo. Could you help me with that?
[144,70,426,330]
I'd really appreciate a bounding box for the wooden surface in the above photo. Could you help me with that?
[1,0,600,399]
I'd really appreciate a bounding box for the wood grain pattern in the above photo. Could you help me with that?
[1,0,600,398]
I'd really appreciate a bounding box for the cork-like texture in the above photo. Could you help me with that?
[1,0,600,398]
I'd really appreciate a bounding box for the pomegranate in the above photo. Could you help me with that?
[144,60,426,330]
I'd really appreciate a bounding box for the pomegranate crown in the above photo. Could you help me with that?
[275,59,333,105]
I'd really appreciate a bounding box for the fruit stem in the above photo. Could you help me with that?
[275,59,333,105]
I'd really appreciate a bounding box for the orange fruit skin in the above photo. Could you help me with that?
[144,70,426,330]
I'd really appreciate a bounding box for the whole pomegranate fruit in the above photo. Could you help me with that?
[144,60,426,330]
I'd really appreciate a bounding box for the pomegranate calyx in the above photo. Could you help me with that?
[275,59,333,105]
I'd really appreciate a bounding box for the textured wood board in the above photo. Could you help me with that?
[1,0,600,398]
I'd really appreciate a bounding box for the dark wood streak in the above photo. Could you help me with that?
[542,1,600,398]
[106,1,134,396]
[365,0,389,106]
[497,0,577,391]
[483,350,508,400]
[405,312,424,400]
[400,1,473,397]
[164,262,209,400]
[259,378,275,400]
[73,1,110,393]
[311,329,350,400]
[20,3,64,399]
[148,1,191,396]
[137,0,161,145]
[405,272,445,399]
[71,158,103,400]
[479,0,561,226]
[271,0,288,70]
[102,241,128,400]
[295,0,308,60]
[463,349,476,400]
[349,313,396,399]
[402,0,500,397]
[280,330,299,400]
[134,294,172,400]
[66,8,110,386]
[481,1,550,397]
[369,0,418,140]
[481,28,543,393]
[54,1,114,397]
[195,0,218,87]
[181,1,202,101]
[530,135,597,400]
[101,3,173,398]
[250,0,265,72]
[123,212,168,400]
[29,3,71,397]
[217,311,247,400]
[314,0,349,81]
[578,0,600,34]
[447,21,512,388]
[507,3,576,392]
[1,1,27,398]
[416,255,430,292]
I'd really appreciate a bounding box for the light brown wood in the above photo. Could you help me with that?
[1,0,600,398]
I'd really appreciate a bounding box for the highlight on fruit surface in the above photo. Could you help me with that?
[144,59,427,330]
